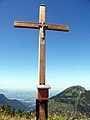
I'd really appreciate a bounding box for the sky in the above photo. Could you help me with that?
[0,0,90,91]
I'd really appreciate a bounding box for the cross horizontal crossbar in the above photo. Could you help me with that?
[14,21,69,32]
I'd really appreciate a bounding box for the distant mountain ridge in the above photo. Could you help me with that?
[49,85,90,117]
[0,94,29,111]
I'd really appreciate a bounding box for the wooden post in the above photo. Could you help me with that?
[38,4,46,85]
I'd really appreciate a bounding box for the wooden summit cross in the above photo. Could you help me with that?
[14,4,69,120]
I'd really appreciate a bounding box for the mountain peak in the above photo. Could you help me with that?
[49,85,90,117]
[51,85,86,101]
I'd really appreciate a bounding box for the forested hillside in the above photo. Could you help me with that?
[49,85,90,119]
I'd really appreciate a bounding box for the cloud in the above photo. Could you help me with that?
[4,80,13,87]
[0,80,13,89]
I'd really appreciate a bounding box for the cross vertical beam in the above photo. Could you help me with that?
[38,4,46,85]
